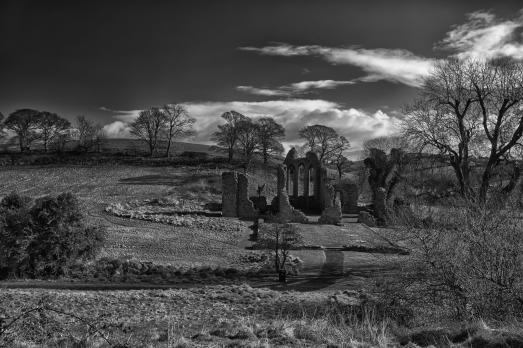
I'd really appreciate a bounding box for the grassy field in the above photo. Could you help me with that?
[0,164,260,267]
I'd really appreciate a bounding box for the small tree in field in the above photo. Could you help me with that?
[76,116,104,152]
[4,109,42,152]
[38,112,71,152]
[255,117,285,164]
[236,118,260,169]
[212,110,248,162]
[160,104,196,157]
[130,108,166,156]
[258,223,303,282]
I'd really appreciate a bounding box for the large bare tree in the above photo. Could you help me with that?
[404,58,523,202]
[255,117,285,164]
[469,58,523,202]
[38,112,71,152]
[130,108,166,156]
[236,118,259,168]
[212,111,247,162]
[299,125,349,163]
[4,109,43,152]
[160,104,196,157]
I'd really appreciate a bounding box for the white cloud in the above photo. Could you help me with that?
[439,10,523,60]
[100,99,402,149]
[102,121,132,138]
[239,44,434,87]
[183,99,402,149]
[237,79,355,96]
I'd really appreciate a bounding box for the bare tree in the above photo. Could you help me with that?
[255,117,285,164]
[76,116,104,152]
[236,118,259,169]
[468,58,523,202]
[402,58,523,201]
[404,59,480,197]
[299,125,348,163]
[212,110,247,162]
[38,112,71,152]
[160,104,196,157]
[257,223,303,283]
[333,153,352,179]
[4,109,43,152]
[129,108,166,156]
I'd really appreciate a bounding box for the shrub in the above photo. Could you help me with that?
[0,192,33,278]
[0,192,106,279]
[391,200,523,320]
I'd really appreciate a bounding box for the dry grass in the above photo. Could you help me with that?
[0,284,396,347]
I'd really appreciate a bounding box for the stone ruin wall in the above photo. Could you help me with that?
[221,149,360,225]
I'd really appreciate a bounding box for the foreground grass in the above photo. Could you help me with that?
[2,285,522,347]
[0,284,395,347]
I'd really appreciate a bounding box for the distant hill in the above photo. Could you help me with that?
[0,137,225,157]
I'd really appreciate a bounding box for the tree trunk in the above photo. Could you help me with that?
[479,159,496,203]
[18,135,25,153]
[228,147,233,162]
[165,137,172,157]
[149,141,155,157]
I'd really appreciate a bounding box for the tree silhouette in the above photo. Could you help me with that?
[212,110,248,162]
[4,109,42,152]
[255,117,285,164]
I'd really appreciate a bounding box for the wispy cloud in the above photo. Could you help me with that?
[99,106,142,121]
[239,43,435,87]
[236,86,290,96]
[438,10,523,60]
[237,79,356,96]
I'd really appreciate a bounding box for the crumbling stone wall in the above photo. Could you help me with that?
[273,165,308,223]
[364,148,406,225]
[222,172,238,217]
[221,171,257,219]
[334,179,359,214]
[237,173,257,219]
[284,150,324,214]
[319,176,342,225]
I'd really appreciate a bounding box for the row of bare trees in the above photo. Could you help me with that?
[0,109,104,153]
[212,111,285,164]
[129,104,196,156]
[403,58,523,203]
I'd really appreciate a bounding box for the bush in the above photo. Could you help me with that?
[0,192,106,279]
[0,193,33,278]
[390,200,523,320]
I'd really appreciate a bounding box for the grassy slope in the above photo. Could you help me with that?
[0,165,256,267]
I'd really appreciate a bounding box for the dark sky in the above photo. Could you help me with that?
[1,0,523,148]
